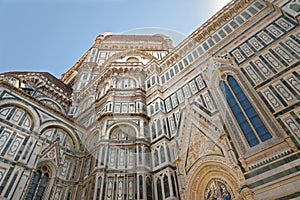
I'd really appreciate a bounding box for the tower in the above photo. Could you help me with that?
[62,33,174,199]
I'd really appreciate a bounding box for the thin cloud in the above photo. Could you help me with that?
[209,0,232,12]
[2,0,123,3]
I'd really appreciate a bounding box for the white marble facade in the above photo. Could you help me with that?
[0,0,300,199]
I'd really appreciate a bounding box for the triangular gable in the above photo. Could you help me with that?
[177,105,226,175]
[40,139,61,166]
[185,125,223,172]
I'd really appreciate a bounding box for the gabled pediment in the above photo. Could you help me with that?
[185,125,223,172]
[176,106,226,175]
[40,139,61,167]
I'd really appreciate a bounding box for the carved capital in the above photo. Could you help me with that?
[240,186,254,200]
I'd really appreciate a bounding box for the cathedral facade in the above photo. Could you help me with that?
[0,0,300,199]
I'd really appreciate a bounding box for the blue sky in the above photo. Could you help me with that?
[0,0,231,78]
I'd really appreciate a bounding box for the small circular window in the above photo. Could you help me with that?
[126,57,139,62]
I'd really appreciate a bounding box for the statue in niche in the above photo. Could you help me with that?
[186,129,203,169]
[205,178,233,200]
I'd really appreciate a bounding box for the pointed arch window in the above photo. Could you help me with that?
[154,150,159,166]
[156,179,163,200]
[220,76,272,147]
[157,119,162,136]
[155,102,159,111]
[160,147,166,163]
[171,174,177,197]
[66,190,72,200]
[146,177,152,200]
[25,166,51,200]
[139,175,143,199]
[163,175,170,198]
[152,123,157,139]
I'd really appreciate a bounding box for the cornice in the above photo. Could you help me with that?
[61,40,161,85]
[158,0,257,68]
[208,0,276,55]
[0,72,72,98]
[101,49,157,70]
[96,112,150,122]
[74,63,147,101]
[0,81,83,130]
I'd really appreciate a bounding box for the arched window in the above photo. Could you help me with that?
[157,119,162,136]
[160,147,166,163]
[220,76,272,147]
[154,150,159,166]
[116,77,137,89]
[155,102,159,111]
[146,177,152,200]
[171,174,177,197]
[66,190,72,200]
[139,175,143,199]
[163,175,170,198]
[150,105,154,115]
[145,148,150,166]
[42,128,75,150]
[25,166,51,200]
[152,123,157,139]
[138,146,143,164]
[109,126,136,141]
[96,176,102,200]
[156,179,163,200]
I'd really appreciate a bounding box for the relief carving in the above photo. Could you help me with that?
[186,126,222,172]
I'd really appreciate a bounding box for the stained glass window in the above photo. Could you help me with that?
[220,76,272,147]
[24,166,50,200]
